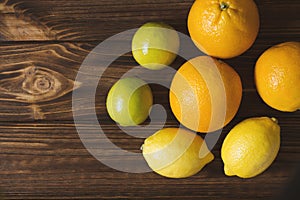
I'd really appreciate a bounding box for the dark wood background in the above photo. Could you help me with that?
[0,0,299,199]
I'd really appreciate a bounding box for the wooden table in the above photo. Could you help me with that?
[0,0,299,199]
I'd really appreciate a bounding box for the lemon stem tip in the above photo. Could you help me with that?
[271,117,278,124]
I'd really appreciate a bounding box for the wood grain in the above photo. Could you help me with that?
[0,0,299,41]
[0,120,299,199]
[0,42,299,121]
[0,0,299,199]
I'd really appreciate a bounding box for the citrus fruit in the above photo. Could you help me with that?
[132,22,180,70]
[255,41,300,112]
[106,77,153,126]
[169,56,242,133]
[142,128,214,178]
[221,117,280,178]
[187,0,260,59]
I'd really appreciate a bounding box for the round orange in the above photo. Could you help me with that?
[169,56,242,133]
[187,0,260,59]
[255,41,300,112]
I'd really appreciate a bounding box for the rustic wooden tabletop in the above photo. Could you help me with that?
[0,0,299,199]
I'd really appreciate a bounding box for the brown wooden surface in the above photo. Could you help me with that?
[0,0,299,199]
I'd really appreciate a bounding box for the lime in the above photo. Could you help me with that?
[106,77,153,126]
[132,22,180,70]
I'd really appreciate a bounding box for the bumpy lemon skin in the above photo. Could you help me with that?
[221,117,280,178]
[142,128,214,178]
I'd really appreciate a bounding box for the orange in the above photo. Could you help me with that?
[169,56,242,133]
[255,41,300,112]
[187,0,260,59]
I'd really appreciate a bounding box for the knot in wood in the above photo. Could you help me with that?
[33,76,52,92]
[0,66,81,103]
[23,66,56,95]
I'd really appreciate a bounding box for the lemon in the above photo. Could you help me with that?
[106,77,153,126]
[221,117,280,178]
[142,128,214,178]
[132,22,180,70]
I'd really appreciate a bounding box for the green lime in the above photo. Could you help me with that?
[106,77,153,126]
[132,22,180,70]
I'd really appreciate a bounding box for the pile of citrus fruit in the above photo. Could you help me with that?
[106,0,300,179]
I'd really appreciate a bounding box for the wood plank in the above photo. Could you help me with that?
[0,0,299,41]
[0,0,299,199]
[0,42,90,121]
[0,121,299,199]
[1,42,300,122]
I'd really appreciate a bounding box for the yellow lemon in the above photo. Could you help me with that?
[142,128,214,178]
[221,117,280,178]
